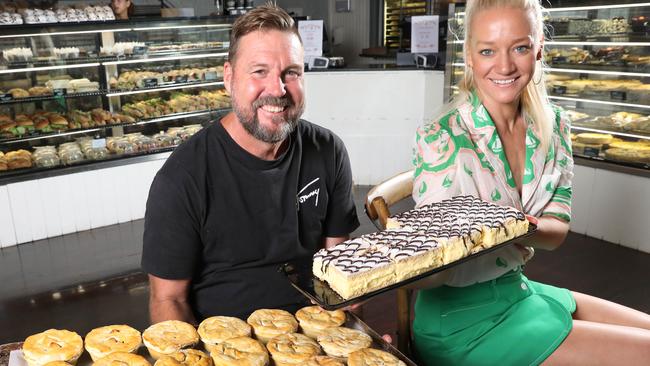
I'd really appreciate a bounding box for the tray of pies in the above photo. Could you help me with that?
[283,195,536,310]
[4,308,413,366]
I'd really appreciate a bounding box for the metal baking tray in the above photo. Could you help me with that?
[282,224,537,310]
[345,311,416,366]
[4,313,414,366]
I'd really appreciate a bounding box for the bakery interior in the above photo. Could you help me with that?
[1,0,650,364]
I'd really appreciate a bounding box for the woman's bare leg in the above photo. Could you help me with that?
[543,320,650,366]
[572,291,650,330]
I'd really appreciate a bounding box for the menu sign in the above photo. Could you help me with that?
[411,16,439,53]
[298,20,324,57]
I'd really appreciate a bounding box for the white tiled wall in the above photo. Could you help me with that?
[572,165,650,253]
[0,153,169,247]
[304,70,445,185]
[0,185,17,247]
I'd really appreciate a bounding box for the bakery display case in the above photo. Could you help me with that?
[0,17,234,179]
[445,1,650,169]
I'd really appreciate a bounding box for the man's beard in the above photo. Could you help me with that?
[230,88,304,144]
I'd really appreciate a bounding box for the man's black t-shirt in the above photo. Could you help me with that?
[141,118,359,320]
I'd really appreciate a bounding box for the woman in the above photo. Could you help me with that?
[111,0,134,20]
[411,0,650,364]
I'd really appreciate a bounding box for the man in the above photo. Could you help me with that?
[141,4,359,324]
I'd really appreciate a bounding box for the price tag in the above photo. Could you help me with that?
[551,56,567,64]
[204,71,218,81]
[53,88,67,96]
[552,86,567,95]
[0,93,13,102]
[582,147,600,157]
[610,91,626,101]
[91,138,107,149]
[132,46,148,55]
[174,75,188,84]
[143,78,158,88]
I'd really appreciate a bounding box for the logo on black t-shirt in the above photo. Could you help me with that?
[298,177,320,208]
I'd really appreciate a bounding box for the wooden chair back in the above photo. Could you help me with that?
[364,169,415,355]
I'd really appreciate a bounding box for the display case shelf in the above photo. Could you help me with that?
[106,81,224,97]
[445,1,650,169]
[102,51,228,66]
[0,90,105,105]
[0,109,226,145]
[0,16,234,177]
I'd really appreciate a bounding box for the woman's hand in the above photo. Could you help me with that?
[525,214,539,226]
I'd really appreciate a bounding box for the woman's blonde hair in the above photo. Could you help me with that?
[447,0,552,150]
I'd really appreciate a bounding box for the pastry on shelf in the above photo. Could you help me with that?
[575,133,614,145]
[0,151,8,171]
[623,117,650,132]
[48,113,69,131]
[28,86,53,96]
[8,88,30,98]
[68,78,99,93]
[2,47,32,62]
[45,79,71,90]
[5,149,32,169]
[564,110,589,121]
[15,114,35,135]
[32,146,60,168]
[605,148,650,164]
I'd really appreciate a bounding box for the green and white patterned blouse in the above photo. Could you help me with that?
[412,91,574,286]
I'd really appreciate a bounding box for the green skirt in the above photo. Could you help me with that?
[412,269,575,366]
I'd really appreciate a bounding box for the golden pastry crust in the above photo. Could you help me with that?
[608,141,650,152]
[575,133,613,145]
[304,356,345,366]
[347,348,406,366]
[22,329,84,366]
[605,148,650,163]
[153,349,213,366]
[295,306,346,339]
[85,324,142,361]
[246,309,298,344]
[93,351,152,366]
[266,333,321,365]
[43,362,72,366]
[316,327,372,358]
[198,316,251,353]
[142,320,199,359]
[210,336,269,366]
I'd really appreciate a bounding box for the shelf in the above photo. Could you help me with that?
[571,125,650,141]
[546,3,650,12]
[545,66,650,78]
[550,95,650,110]
[545,39,650,46]
[545,63,650,75]
[451,61,650,77]
[0,62,99,74]
[0,90,105,105]
[0,26,133,39]
[0,108,227,144]
[107,81,224,97]
[1,57,104,69]
[0,145,177,179]
[102,51,228,66]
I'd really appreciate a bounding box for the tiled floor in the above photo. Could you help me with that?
[1,185,650,346]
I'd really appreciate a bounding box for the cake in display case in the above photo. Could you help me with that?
[0,17,234,179]
[445,1,650,169]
